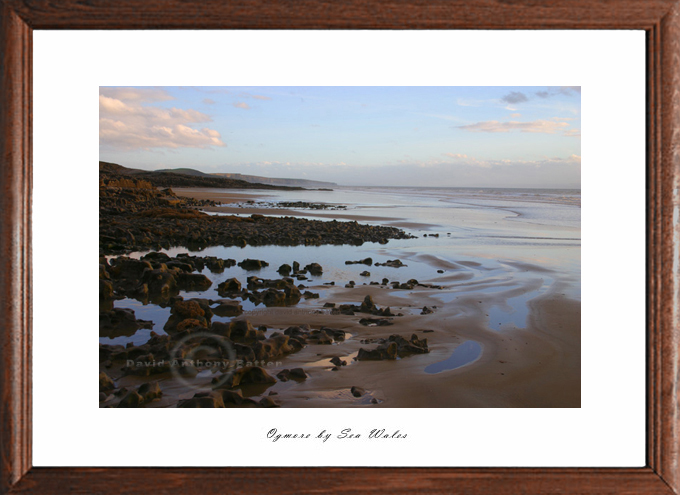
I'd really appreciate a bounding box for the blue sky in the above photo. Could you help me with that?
[99,86,580,188]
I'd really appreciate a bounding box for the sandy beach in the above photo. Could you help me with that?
[100,185,580,408]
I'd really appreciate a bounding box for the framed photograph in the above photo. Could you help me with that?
[1,1,678,493]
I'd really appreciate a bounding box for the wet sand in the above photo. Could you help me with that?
[102,187,580,408]
[106,265,580,408]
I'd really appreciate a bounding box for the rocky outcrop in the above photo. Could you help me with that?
[357,334,429,361]
[100,182,414,255]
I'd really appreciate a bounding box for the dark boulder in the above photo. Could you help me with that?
[357,342,398,360]
[177,391,225,408]
[99,372,115,392]
[238,259,269,270]
[217,277,242,295]
[138,381,162,402]
[117,390,144,408]
[176,273,212,291]
[304,263,323,275]
[360,295,377,313]
[277,263,292,275]
[345,258,373,266]
[211,300,243,317]
[351,386,366,397]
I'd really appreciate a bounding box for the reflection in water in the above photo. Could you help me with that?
[424,341,482,374]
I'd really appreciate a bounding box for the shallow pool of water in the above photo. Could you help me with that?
[424,340,482,374]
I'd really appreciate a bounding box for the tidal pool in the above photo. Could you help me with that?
[424,340,482,374]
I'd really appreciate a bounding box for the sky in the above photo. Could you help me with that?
[99,86,581,188]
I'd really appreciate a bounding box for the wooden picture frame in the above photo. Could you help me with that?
[1,1,677,493]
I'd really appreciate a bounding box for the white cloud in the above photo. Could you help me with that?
[564,129,581,137]
[510,113,522,118]
[99,92,225,151]
[442,153,468,159]
[233,102,251,110]
[457,119,570,134]
[99,87,175,103]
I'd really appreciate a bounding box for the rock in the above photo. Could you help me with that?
[375,259,406,268]
[141,252,171,262]
[109,258,153,280]
[360,271,371,277]
[164,300,208,333]
[165,260,194,273]
[220,389,245,406]
[357,342,398,360]
[277,263,292,275]
[137,381,162,402]
[371,398,378,404]
[304,263,323,275]
[330,356,347,367]
[210,321,232,337]
[323,302,336,308]
[253,334,294,361]
[322,328,346,341]
[311,329,334,345]
[140,268,178,298]
[117,390,144,408]
[351,386,366,397]
[421,306,434,315]
[175,318,206,332]
[238,259,269,270]
[437,269,444,273]
[178,391,225,408]
[100,308,153,337]
[99,279,114,300]
[205,256,235,273]
[345,257,373,265]
[261,289,286,307]
[386,334,430,356]
[99,392,108,402]
[211,300,243,317]
[99,372,115,392]
[215,366,277,389]
[289,368,307,379]
[176,273,212,291]
[382,278,389,285]
[228,320,259,342]
[360,295,377,313]
[217,277,242,295]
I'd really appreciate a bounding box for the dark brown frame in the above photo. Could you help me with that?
[0,1,677,493]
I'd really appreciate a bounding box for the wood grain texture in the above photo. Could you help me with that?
[0,2,31,493]
[1,0,679,494]
[1,0,677,30]
[5,467,676,495]
[659,1,680,490]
